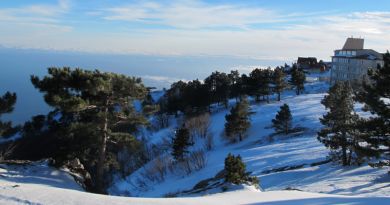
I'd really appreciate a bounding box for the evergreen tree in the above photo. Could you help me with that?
[224,97,251,142]
[272,104,292,134]
[31,67,148,193]
[240,74,251,97]
[357,51,390,170]
[290,65,306,95]
[204,71,231,108]
[224,153,247,184]
[318,82,359,166]
[273,67,287,101]
[249,68,272,102]
[171,125,193,161]
[184,79,209,113]
[0,92,18,138]
[165,81,188,115]
[142,87,159,116]
[228,70,241,100]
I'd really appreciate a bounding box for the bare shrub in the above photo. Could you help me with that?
[141,155,171,183]
[135,177,149,192]
[204,133,214,151]
[189,149,207,171]
[176,158,193,175]
[0,142,16,162]
[185,113,211,141]
[155,113,170,129]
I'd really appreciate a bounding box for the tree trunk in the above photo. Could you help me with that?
[347,149,352,165]
[285,123,288,135]
[239,133,242,141]
[96,105,109,194]
[342,145,348,166]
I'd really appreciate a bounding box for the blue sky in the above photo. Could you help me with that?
[1,0,390,61]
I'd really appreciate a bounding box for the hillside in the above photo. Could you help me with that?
[109,73,390,197]
[1,72,389,204]
[0,156,389,204]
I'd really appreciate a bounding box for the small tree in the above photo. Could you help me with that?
[318,82,359,166]
[224,153,247,184]
[290,65,306,95]
[272,104,292,135]
[273,67,287,101]
[171,125,193,161]
[0,92,18,138]
[225,97,251,142]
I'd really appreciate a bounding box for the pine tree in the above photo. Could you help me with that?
[224,97,251,142]
[31,67,148,193]
[273,67,287,101]
[272,104,292,134]
[249,68,272,102]
[228,70,241,100]
[290,65,306,95]
[224,153,247,184]
[357,51,390,170]
[204,71,231,108]
[0,92,18,138]
[142,88,159,116]
[171,125,193,161]
[318,82,359,166]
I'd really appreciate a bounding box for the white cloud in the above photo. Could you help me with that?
[141,75,188,88]
[103,1,277,29]
[0,0,71,29]
[1,1,390,63]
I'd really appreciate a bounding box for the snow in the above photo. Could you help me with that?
[109,72,390,198]
[0,161,83,191]
[1,71,390,204]
[1,170,389,205]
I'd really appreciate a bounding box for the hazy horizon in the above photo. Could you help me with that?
[0,47,286,124]
[1,0,389,123]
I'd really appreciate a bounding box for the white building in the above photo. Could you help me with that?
[330,38,384,85]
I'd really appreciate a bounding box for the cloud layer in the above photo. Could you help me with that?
[0,0,389,62]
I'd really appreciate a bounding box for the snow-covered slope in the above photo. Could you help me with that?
[1,166,389,205]
[1,72,389,204]
[110,75,390,197]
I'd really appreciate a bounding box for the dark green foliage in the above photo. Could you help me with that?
[249,68,272,102]
[162,80,209,115]
[171,125,193,161]
[272,104,292,135]
[163,81,187,114]
[318,82,360,166]
[273,67,287,101]
[225,97,251,142]
[204,71,231,108]
[224,153,247,184]
[228,70,242,100]
[161,66,291,115]
[0,92,19,138]
[357,51,390,170]
[30,67,148,193]
[290,65,306,95]
[224,153,246,184]
[142,88,159,116]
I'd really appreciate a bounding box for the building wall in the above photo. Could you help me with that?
[330,54,384,85]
